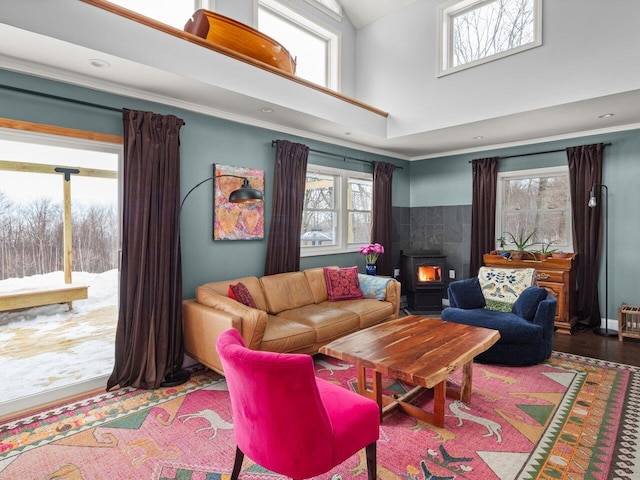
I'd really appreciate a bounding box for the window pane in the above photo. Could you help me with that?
[347,178,372,211]
[259,7,328,86]
[301,172,336,247]
[452,0,535,68]
[348,212,371,244]
[501,171,571,248]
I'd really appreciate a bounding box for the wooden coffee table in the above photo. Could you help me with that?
[319,315,500,427]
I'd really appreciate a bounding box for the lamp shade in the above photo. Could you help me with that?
[228,178,264,203]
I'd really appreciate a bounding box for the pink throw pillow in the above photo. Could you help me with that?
[228,282,257,308]
[323,266,363,301]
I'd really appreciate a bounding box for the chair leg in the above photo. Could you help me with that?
[230,446,244,480]
[365,442,377,480]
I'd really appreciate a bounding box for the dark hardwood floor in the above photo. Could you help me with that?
[553,324,640,367]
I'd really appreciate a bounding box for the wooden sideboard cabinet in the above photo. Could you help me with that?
[483,253,577,335]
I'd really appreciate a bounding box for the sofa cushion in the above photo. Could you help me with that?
[513,286,548,321]
[449,277,486,309]
[441,307,543,343]
[304,266,336,304]
[259,315,316,353]
[228,282,257,308]
[277,304,360,343]
[324,298,394,329]
[260,271,315,314]
[358,274,392,300]
[200,276,268,312]
[323,266,363,301]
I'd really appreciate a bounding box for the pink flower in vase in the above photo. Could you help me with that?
[358,243,385,265]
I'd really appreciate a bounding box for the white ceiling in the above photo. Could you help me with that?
[0,1,639,161]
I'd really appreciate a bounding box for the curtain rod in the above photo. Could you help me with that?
[271,140,403,170]
[0,84,123,113]
[468,143,612,163]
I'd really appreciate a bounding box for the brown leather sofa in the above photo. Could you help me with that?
[182,267,401,374]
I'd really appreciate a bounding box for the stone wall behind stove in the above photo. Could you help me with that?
[392,205,472,297]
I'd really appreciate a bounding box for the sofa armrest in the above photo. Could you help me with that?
[532,295,557,339]
[384,279,401,319]
[195,287,268,350]
[183,299,241,374]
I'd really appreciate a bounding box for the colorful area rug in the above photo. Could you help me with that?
[0,352,637,480]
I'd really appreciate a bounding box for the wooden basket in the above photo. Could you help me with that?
[618,303,640,341]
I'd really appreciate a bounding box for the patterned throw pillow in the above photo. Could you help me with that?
[228,282,257,308]
[358,274,391,300]
[323,266,364,301]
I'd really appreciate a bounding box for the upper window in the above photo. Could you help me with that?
[496,166,573,253]
[258,0,340,89]
[438,0,542,76]
[301,164,372,256]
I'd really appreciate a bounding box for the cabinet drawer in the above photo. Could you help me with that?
[536,270,565,283]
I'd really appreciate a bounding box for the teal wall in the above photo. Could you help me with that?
[410,130,640,321]
[0,70,409,298]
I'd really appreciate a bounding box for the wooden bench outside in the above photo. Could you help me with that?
[0,285,89,312]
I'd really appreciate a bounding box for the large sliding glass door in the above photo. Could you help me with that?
[0,126,121,418]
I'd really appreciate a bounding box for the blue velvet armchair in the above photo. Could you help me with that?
[441,277,557,366]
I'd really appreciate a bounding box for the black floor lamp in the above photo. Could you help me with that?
[588,183,617,337]
[162,173,264,387]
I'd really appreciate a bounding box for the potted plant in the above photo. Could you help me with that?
[535,240,558,261]
[505,230,536,260]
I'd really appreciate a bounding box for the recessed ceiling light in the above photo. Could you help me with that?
[598,113,614,119]
[88,58,110,68]
[472,136,484,140]
[260,107,274,113]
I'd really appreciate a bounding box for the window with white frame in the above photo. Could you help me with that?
[301,165,372,256]
[108,0,214,29]
[438,0,542,76]
[258,0,340,89]
[496,166,573,253]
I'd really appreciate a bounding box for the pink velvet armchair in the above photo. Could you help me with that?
[216,328,379,480]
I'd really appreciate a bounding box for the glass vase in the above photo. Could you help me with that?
[365,264,377,276]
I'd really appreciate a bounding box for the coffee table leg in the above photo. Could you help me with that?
[460,361,473,403]
[357,366,384,421]
[433,381,446,428]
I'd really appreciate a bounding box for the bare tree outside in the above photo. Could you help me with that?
[452,0,535,68]
[0,197,118,280]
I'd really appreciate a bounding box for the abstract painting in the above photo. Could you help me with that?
[213,163,264,240]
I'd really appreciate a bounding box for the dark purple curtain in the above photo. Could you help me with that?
[567,143,604,327]
[107,109,185,390]
[470,157,499,276]
[264,140,309,275]
[371,161,394,276]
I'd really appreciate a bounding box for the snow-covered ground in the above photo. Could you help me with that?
[0,270,118,404]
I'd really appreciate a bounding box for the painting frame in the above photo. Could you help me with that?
[213,163,265,241]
